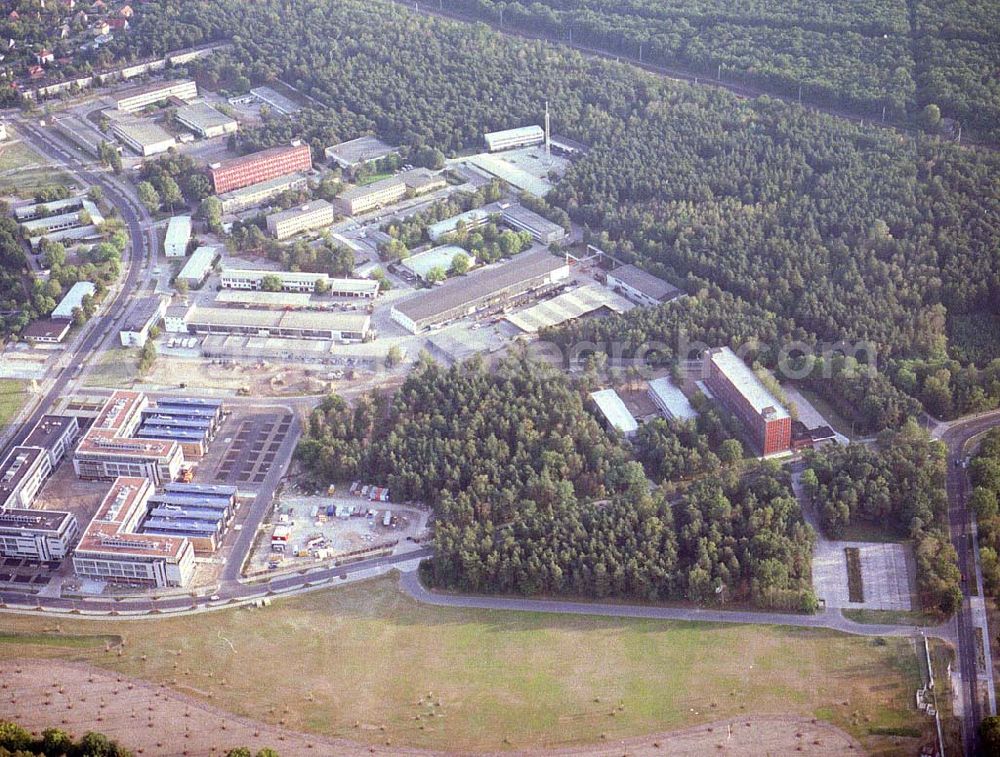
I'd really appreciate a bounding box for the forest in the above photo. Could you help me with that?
[118,0,1000,428]
[296,356,816,609]
[439,0,999,143]
[970,429,1000,598]
[802,422,961,615]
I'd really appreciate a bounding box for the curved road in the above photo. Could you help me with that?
[0,116,156,462]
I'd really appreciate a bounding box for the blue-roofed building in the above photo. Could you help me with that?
[136,397,225,457]
[141,517,222,552]
[139,481,238,553]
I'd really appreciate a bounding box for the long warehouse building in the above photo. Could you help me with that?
[179,305,371,343]
[390,249,570,334]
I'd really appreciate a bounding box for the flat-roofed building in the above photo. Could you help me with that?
[175,245,219,289]
[73,476,195,587]
[180,304,371,342]
[265,199,334,240]
[0,446,52,511]
[250,85,301,115]
[114,79,197,112]
[217,172,308,214]
[51,281,96,320]
[119,295,166,347]
[22,415,80,468]
[209,142,312,194]
[137,396,223,458]
[606,264,681,308]
[214,289,313,309]
[110,119,176,156]
[390,249,570,334]
[336,175,407,216]
[505,283,628,334]
[22,319,70,344]
[174,100,237,138]
[484,125,544,152]
[590,389,639,440]
[0,506,78,561]
[427,207,494,242]
[401,168,447,195]
[501,204,567,245]
[401,245,474,281]
[73,391,185,484]
[703,347,791,455]
[218,268,378,298]
[20,200,105,246]
[141,482,236,554]
[14,195,84,221]
[647,377,698,422]
[324,136,397,170]
[163,215,192,257]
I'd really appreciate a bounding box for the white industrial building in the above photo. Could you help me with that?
[590,388,639,439]
[606,264,681,307]
[501,205,567,244]
[179,305,371,343]
[174,100,238,138]
[119,296,166,347]
[51,281,96,320]
[427,207,494,241]
[265,199,334,240]
[484,125,544,152]
[175,245,220,288]
[217,173,308,214]
[20,199,105,249]
[324,136,398,169]
[114,79,198,112]
[111,119,177,156]
[647,377,698,422]
[219,269,378,298]
[163,215,192,257]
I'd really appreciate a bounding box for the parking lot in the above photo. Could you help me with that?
[201,410,293,486]
[0,557,58,589]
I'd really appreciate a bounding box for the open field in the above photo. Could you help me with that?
[0,575,930,753]
[81,347,139,388]
[0,136,75,196]
[0,378,29,435]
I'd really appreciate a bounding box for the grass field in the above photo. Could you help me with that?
[842,609,940,626]
[0,134,76,197]
[356,171,394,186]
[82,347,139,388]
[0,575,929,752]
[0,378,29,435]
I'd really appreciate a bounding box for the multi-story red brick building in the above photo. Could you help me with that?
[209,141,312,194]
[704,347,791,455]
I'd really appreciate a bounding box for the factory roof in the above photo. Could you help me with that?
[426,207,497,240]
[707,347,790,420]
[589,389,639,435]
[164,215,192,249]
[609,264,681,302]
[111,119,176,148]
[393,249,566,325]
[647,377,698,421]
[324,136,397,168]
[214,289,313,309]
[505,284,628,333]
[114,78,195,101]
[121,296,164,334]
[401,245,472,280]
[466,153,553,197]
[484,125,544,143]
[501,204,567,240]
[176,245,219,282]
[51,281,96,319]
[174,100,236,131]
[184,304,370,334]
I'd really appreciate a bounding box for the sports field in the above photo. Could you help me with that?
[0,575,930,753]
[0,378,29,435]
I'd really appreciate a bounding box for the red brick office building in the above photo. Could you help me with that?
[209,142,312,194]
[704,347,792,455]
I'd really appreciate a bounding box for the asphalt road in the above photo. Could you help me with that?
[941,410,1000,755]
[0,117,155,462]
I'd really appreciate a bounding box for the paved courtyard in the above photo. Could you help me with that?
[812,540,915,611]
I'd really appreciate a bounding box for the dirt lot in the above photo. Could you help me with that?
[0,659,860,756]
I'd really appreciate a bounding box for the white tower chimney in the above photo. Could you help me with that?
[544,101,551,157]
